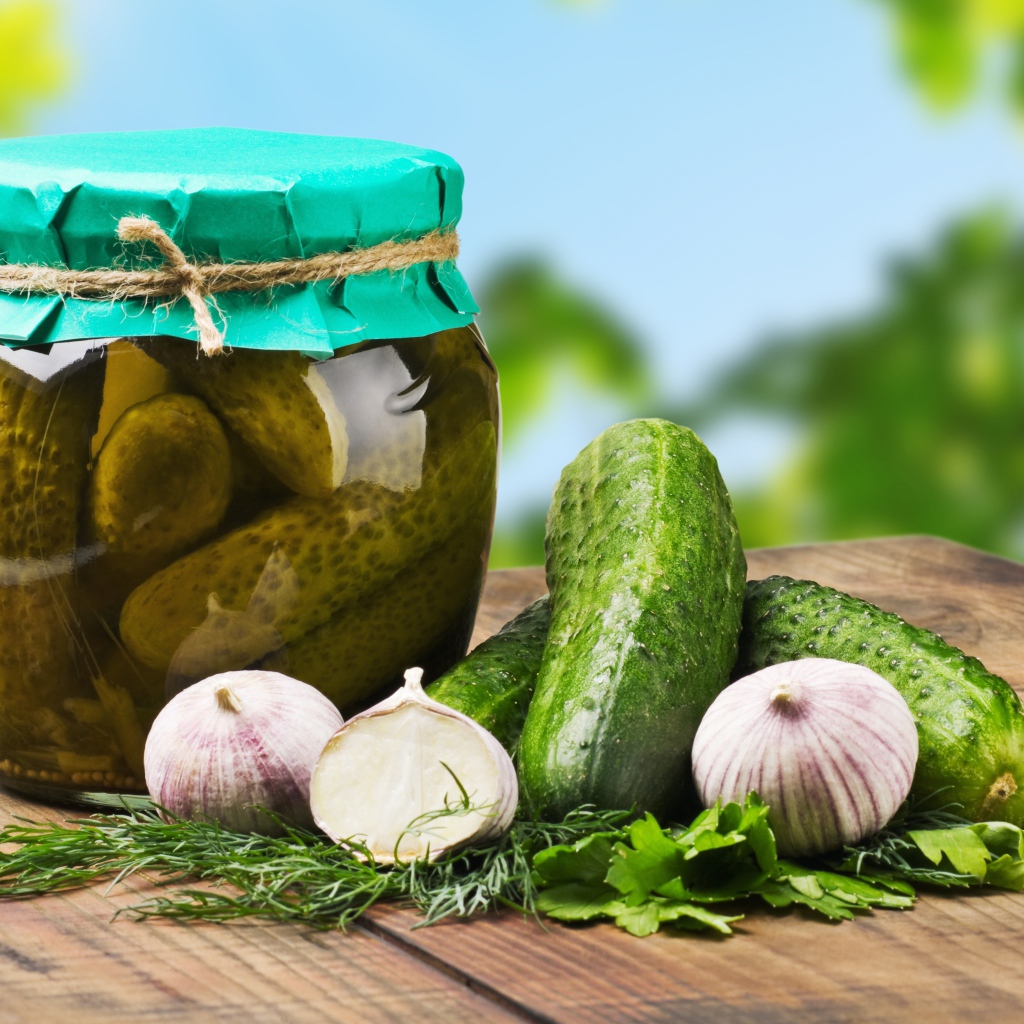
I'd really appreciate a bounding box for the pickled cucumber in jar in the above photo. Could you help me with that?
[0,128,495,807]
[0,326,497,803]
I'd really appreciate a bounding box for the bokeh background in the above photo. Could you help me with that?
[3,0,1023,567]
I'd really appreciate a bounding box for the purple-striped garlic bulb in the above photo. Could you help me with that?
[311,668,518,864]
[144,670,344,835]
[692,658,918,857]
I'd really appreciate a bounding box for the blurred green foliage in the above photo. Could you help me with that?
[682,209,1024,559]
[488,210,1024,566]
[0,1,66,136]
[482,258,651,568]
[873,0,1024,113]
[491,0,1024,569]
[488,505,549,571]
[480,258,650,447]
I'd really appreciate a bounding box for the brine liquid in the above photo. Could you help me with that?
[0,327,498,806]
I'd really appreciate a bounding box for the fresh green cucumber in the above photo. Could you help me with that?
[737,576,1024,825]
[426,596,550,754]
[518,419,747,821]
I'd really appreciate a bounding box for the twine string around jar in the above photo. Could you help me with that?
[0,216,461,355]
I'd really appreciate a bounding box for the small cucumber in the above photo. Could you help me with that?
[518,419,746,821]
[92,393,232,564]
[737,576,1024,825]
[426,596,550,754]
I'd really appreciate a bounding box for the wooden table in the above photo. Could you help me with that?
[2,536,1023,1023]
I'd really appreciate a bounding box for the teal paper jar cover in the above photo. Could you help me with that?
[0,128,478,356]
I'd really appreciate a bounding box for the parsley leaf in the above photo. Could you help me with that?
[532,793,1024,939]
[907,827,991,879]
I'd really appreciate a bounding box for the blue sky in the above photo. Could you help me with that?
[38,0,1024,521]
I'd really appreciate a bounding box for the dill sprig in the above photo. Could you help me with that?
[0,805,634,928]
[837,798,981,886]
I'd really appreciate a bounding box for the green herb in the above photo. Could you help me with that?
[838,801,1024,891]
[533,795,1024,937]
[535,794,912,936]
[2,794,1022,935]
[0,804,632,929]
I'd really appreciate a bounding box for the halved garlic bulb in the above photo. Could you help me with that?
[310,668,518,864]
[144,669,344,835]
[692,658,918,857]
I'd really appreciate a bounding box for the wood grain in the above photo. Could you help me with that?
[470,566,545,648]
[367,536,1024,1024]
[2,536,1023,1023]
[0,776,527,1022]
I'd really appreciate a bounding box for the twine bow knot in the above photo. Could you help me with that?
[117,217,224,355]
[0,216,461,356]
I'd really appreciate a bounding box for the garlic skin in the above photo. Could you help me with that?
[145,670,344,835]
[692,658,918,857]
[310,668,518,864]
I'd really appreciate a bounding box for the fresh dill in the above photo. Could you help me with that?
[1,793,1020,934]
[836,800,983,886]
[0,804,634,929]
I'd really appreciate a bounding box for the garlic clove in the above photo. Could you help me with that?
[692,658,919,857]
[310,668,518,864]
[144,669,344,835]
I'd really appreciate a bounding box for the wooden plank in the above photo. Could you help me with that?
[365,536,1024,1023]
[366,893,1024,1024]
[3,537,1022,1022]
[470,566,545,648]
[0,797,528,1023]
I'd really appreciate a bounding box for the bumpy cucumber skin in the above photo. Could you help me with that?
[0,352,104,559]
[0,352,106,734]
[518,419,746,821]
[738,576,1024,826]
[92,393,232,561]
[427,596,550,754]
[141,341,349,498]
[119,421,497,671]
[286,528,489,713]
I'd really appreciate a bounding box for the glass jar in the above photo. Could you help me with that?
[0,128,496,806]
[0,325,497,805]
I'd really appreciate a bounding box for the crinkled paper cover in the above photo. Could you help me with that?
[0,128,478,356]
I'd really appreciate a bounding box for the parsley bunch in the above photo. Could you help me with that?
[533,795,1024,937]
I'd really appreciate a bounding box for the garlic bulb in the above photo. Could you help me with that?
[145,670,344,835]
[310,668,518,864]
[692,658,918,857]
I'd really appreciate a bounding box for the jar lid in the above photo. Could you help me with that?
[0,128,478,355]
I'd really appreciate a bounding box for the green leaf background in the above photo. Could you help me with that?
[485,0,1024,568]
[2,1,1022,572]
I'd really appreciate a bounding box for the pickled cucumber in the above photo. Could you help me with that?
[91,340,171,457]
[120,420,498,671]
[0,350,106,733]
[0,585,79,748]
[141,340,349,498]
[339,327,496,492]
[285,527,488,711]
[164,547,298,695]
[0,350,104,558]
[92,393,232,563]
[0,327,498,800]
[225,427,290,502]
[420,327,499,465]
